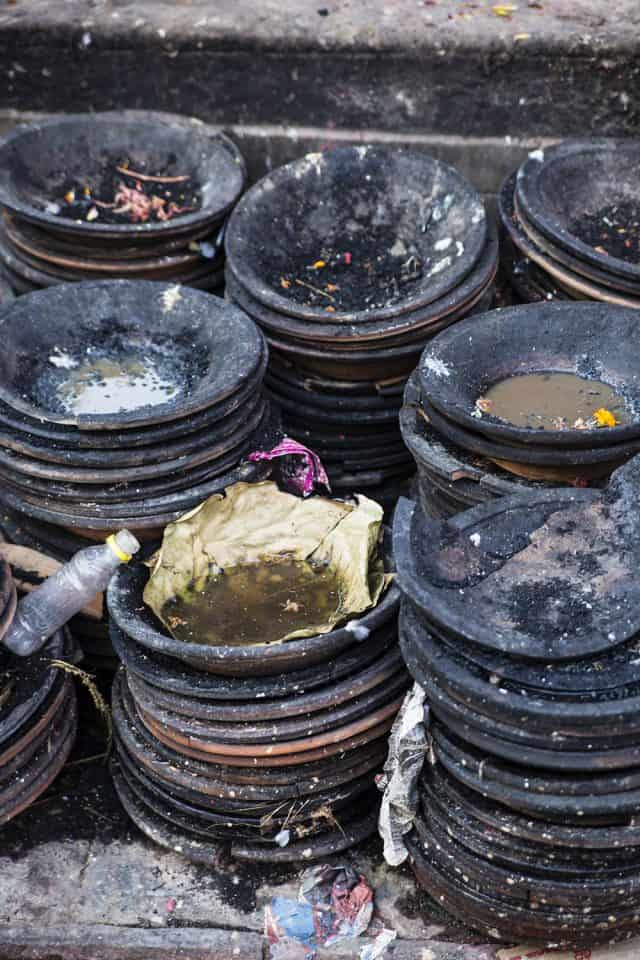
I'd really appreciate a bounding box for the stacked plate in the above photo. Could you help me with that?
[0,280,278,541]
[400,370,552,520]
[107,546,408,863]
[499,140,640,306]
[416,301,640,487]
[393,458,640,946]
[0,112,246,294]
[0,568,76,825]
[225,146,497,504]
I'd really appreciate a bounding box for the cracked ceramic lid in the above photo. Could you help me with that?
[393,457,640,661]
[225,145,487,323]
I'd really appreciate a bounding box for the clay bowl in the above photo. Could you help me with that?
[421,397,638,482]
[0,389,265,467]
[126,644,405,724]
[225,225,498,342]
[401,602,640,740]
[513,190,640,297]
[0,348,267,451]
[268,354,407,397]
[0,280,265,430]
[407,826,640,947]
[0,398,268,483]
[0,669,72,771]
[131,667,408,746]
[263,281,495,384]
[498,172,640,303]
[498,226,566,304]
[419,300,640,449]
[400,371,556,517]
[0,687,77,826]
[111,755,379,864]
[3,215,224,278]
[516,139,640,285]
[0,221,225,283]
[431,726,640,822]
[248,259,497,353]
[417,675,640,774]
[420,769,640,874]
[0,453,275,534]
[226,145,487,323]
[0,111,246,241]
[0,431,272,506]
[414,810,640,914]
[2,211,224,262]
[266,370,401,413]
[393,457,640,662]
[109,618,398,702]
[114,742,375,846]
[107,533,399,676]
[116,690,388,804]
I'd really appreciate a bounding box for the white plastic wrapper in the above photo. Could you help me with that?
[377,683,428,866]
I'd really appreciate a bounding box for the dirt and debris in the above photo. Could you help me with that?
[265,864,374,958]
[268,228,424,312]
[570,200,640,264]
[56,161,201,224]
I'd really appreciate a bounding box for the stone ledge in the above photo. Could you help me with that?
[0,1,639,139]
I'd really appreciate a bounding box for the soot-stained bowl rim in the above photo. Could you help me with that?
[516,139,640,285]
[0,111,247,240]
[0,280,266,430]
[418,300,640,448]
[399,370,550,500]
[225,144,487,324]
[497,175,640,310]
[225,223,498,341]
[107,531,400,677]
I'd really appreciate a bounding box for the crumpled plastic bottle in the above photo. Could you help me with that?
[3,529,140,657]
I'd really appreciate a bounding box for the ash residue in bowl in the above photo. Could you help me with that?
[569,199,640,264]
[268,225,425,312]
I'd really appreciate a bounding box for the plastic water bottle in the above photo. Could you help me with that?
[3,529,140,657]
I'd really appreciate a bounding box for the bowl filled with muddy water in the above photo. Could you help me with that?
[419,301,640,451]
[108,481,399,675]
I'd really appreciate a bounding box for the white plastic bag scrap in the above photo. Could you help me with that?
[497,941,640,960]
[377,683,428,866]
[359,928,398,960]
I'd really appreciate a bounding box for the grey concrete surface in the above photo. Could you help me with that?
[0,0,639,143]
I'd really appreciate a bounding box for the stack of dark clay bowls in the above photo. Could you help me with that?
[393,455,640,947]
[0,280,278,665]
[499,140,640,306]
[0,112,246,295]
[0,557,76,824]
[107,538,408,864]
[225,146,498,511]
[402,300,640,519]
